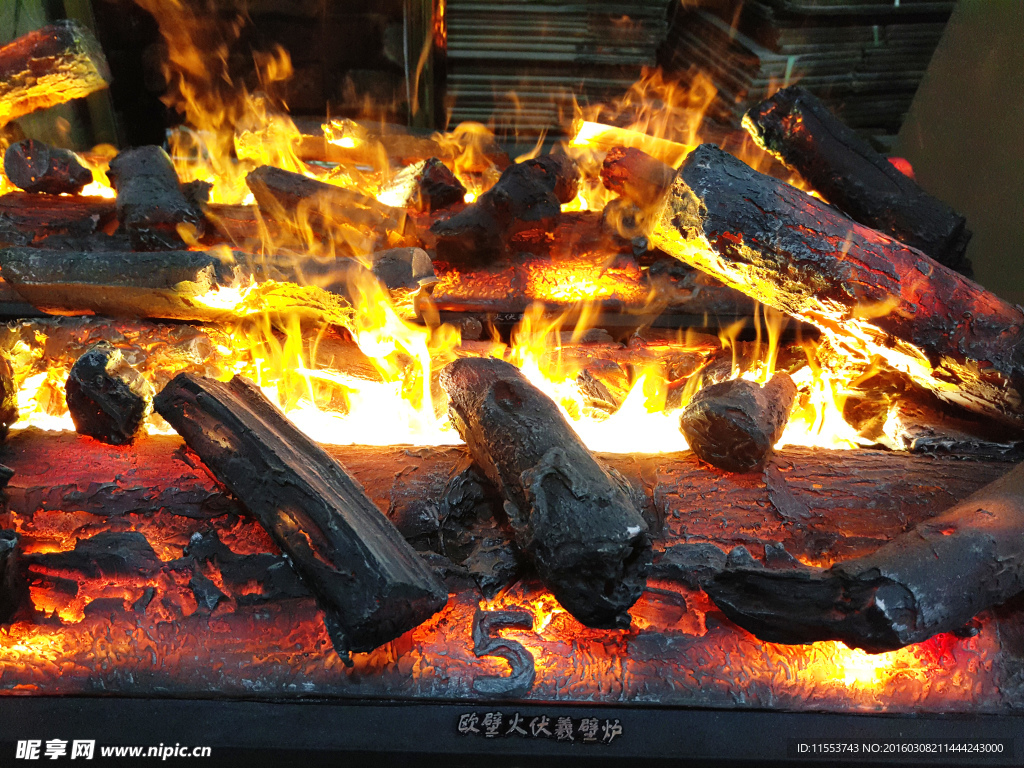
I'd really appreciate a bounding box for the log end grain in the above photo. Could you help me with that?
[65,343,155,445]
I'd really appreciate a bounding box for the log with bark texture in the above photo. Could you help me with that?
[153,373,448,661]
[65,343,154,446]
[0,21,111,126]
[649,144,1024,431]
[246,165,404,254]
[107,146,204,250]
[0,246,237,321]
[744,86,972,275]
[4,139,92,195]
[680,373,797,472]
[440,357,651,628]
[0,429,1014,573]
[0,192,115,247]
[707,460,1024,652]
[602,146,677,210]
[431,154,579,264]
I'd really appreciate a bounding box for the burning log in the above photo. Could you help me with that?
[649,144,1024,431]
[440,357,651,628]
[744,86,972,275]
[601,146,676,210]
[3,139,92,195]
[0,246,236,321]
[0,192,116,247]
[65,343,154,445]
[1,430,1015,580]
[107,146,205,250]
[153,373,449,661]
[0,21,111,126]
[706,460,1024,652]
[431,154,579,264]
[680,373,797,472]
[245,165,404,253]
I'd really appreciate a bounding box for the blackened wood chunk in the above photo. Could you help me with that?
[707,461,1024,652]
[154,373,448,661]
[601,146,675,210]
[367,247,436,291]
[745,86,972,275]
[65,343,154,445]
[0,351,17,440]
[440,357,651,628]
[431,153,578,264]
[417,157,466,212]
[4,139,92,195]
[184,528,310,604]
[0,192,115,247]
[189,568,225,613]
[0,530,27,622]
[107,146,204,250]
[0,21,111,126]
[30,531,162,579]
[680,373,797,472]
[650,144,1024,430]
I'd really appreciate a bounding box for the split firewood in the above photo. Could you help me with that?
[3,139,92,195]
[648,143,1024,431]
[246,165,405,254]
[431,154,579,264]
[440,357,651,628]
[65,343,155,445]
[107,146,204,250]
[680,373,797,472]
[0,246,236,321]
[0,530,26,622]
[706,460,1024,652]
[0,21,111,127]
[154,373,449,661]
[744,86,972,275]
[0,192,116,247]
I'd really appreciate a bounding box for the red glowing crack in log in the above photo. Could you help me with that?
[644,143,1024,431]
[154,373,448,662]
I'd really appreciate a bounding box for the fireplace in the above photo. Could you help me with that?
[0,0,1022,765]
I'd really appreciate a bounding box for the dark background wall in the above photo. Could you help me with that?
[896,0,1024,304]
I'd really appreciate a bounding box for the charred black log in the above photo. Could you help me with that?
[680,373,797,472]
[0,246,236,321]
[415,157,466,212]
[28,531,162,579]
[154,373,448,661]
[107,146,204,250]
[66,343,154,445]
[3,139,92,195]
[744,86,972,274]
[0,192,116,247]
[440,357,650,628]
[245,165,404,253]
[707,461,1024,652]
[0,21,111,126]
[0,530,27,622]
[650,144,1024,431]
[431,154,578,264]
